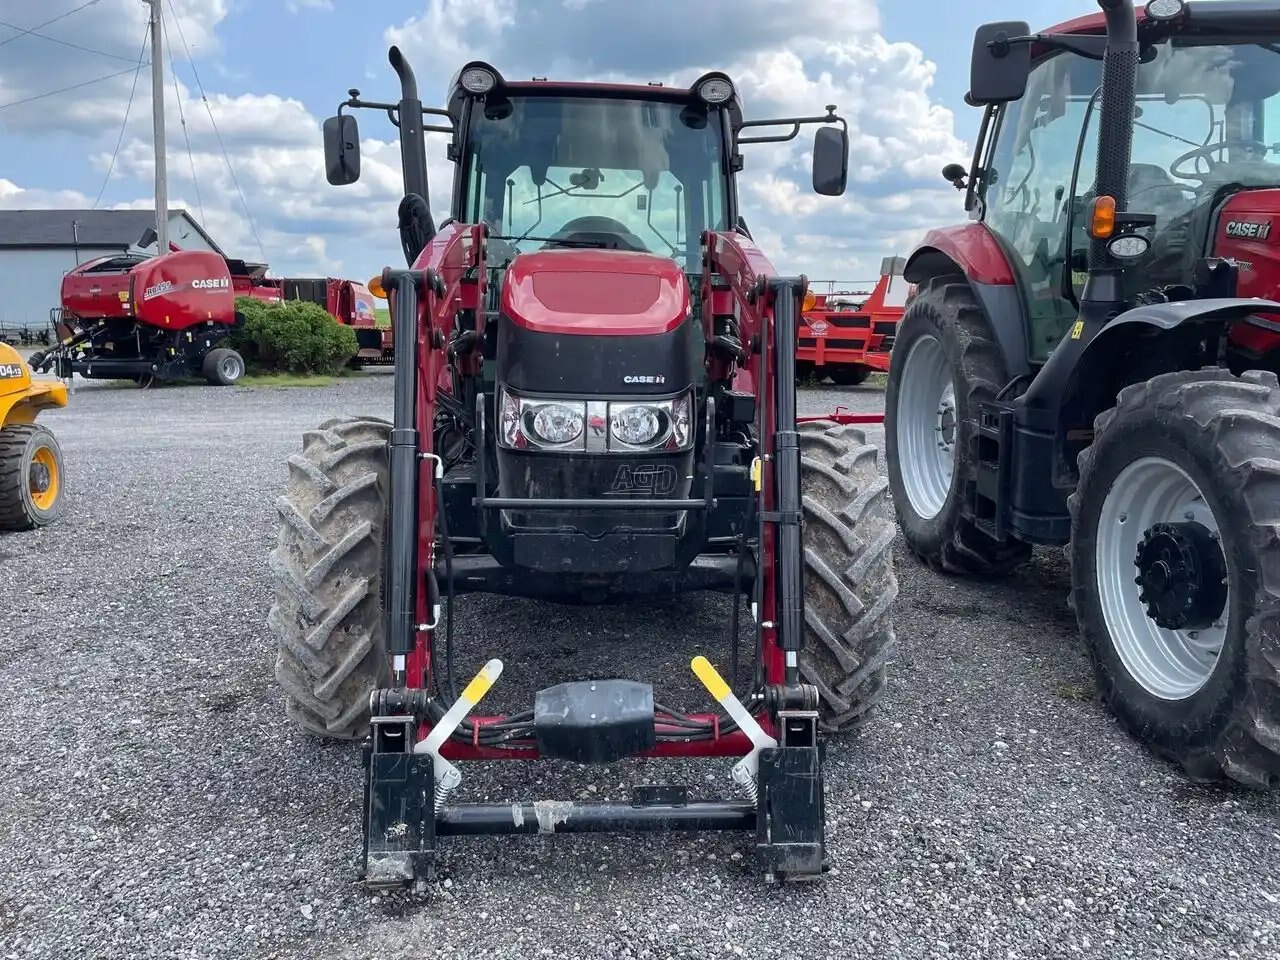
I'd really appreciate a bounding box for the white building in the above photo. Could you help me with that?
[0,209,224,329]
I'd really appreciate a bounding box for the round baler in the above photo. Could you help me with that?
[30,249,245,387]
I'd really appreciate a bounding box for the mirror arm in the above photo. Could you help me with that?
[989,32,1109,61]
[738,107,844,146]
[338,98,456,133]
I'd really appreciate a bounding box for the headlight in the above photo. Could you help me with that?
[527,403,584,445]
[499,390,523,447]
[497,387,694,453]
[1107,234,1150,260]
[610,406,661,446]
[669,392,692,448]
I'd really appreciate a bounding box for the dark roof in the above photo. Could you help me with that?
[0,209,224,254]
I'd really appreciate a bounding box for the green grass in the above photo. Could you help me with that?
[374,307,391,329]
[238,372,339,388]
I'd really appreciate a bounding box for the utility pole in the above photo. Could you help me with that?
[144,0,168,253]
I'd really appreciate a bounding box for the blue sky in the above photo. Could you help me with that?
[0,0,1102,283]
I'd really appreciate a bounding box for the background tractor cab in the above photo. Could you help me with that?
[886,0,1280,791]
[939,1,1280,371]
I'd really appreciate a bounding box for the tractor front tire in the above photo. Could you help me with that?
[799,421,898,732]
[1069,369,1280,788]
[885,276,1032,576]
[0,424,64,531]
[203,347,245,386]
[269,416,391,739]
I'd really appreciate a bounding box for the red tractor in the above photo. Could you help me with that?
[268,50,899,886]
[31,247,245,387]
[887,0,1280,787]
[796,256,909,385]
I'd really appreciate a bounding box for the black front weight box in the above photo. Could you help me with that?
[534,679,656,764]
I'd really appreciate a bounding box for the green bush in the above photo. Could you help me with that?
[229,296,357,375]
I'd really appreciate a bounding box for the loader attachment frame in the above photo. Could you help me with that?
[359,232,831,885]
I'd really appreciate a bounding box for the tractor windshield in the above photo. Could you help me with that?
[460,95,728,274]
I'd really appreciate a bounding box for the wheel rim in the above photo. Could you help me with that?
[29,446,59,511]
[1095,456,1228,700]
[896,334,956,519]
[219,354,242,381]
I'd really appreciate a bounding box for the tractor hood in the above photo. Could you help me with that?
[500,249,690,337]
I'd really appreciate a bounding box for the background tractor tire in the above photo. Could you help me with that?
[885,276,1032,576]
[0,424,64,531]
[203,347,245,386]
[799,421,898,732]
[1069,369,1280,788]
[827,365,872,387]
[269,416,391,739]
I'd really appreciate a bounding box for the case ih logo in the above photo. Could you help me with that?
[808,320,829,336]
[191,278,230,290]
[610,464,678,496]
[142,280,174,301]
[623,374,665,384]
[1225,219,1273,240]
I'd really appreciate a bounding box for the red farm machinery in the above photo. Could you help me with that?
[797,256,909,385]
[887,0,1280,788]
[267,50,899,886]
[31,247,246,387]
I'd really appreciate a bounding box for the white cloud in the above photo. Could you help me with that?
[0,0,972,283]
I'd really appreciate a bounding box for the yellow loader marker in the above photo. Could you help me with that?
[414,659,504,805]
[691,655,778,800]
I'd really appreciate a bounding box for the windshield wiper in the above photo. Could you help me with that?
[491,234,607,248]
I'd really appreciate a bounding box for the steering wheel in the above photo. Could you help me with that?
[1170,140,1269,181]
[546,216,648,253]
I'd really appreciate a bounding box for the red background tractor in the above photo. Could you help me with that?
[887,0,1280,789]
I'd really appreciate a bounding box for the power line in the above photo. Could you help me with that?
[0,18,145,62]
[0,63,148,112]
[0,0,100,47]
[92,27,150,209]
[164,11,205,228]
[165,0,266,262]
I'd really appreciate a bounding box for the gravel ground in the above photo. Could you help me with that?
[1,372,1277,960]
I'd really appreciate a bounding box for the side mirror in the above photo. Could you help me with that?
[969,21,1031,106]
[812,126,848,197]
[323,114,361,186]
[942,163,968,190]
[137,226,158,249]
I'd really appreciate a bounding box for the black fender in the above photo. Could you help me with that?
[1076,297,1280,375]
[1059,296,1280,477]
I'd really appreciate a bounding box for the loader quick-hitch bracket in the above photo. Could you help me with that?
[358,716,830,887]
[359,662,829,887]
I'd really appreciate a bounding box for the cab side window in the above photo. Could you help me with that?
[985,54,1102,362]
